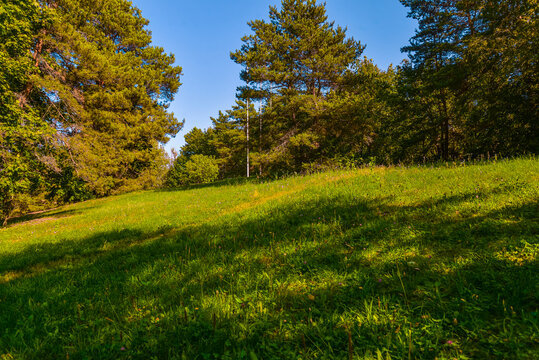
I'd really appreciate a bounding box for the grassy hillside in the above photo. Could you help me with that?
[1,158,538,359]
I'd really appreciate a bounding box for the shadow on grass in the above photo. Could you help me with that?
[158,176,262,193]
[0,185,537,359]
[5,207,95,228]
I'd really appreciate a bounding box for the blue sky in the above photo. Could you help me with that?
[130,0,417,152]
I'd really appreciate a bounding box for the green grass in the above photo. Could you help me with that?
[1,158,538,359]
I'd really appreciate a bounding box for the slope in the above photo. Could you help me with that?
[0,158,538,359]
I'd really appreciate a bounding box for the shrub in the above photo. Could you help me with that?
[166,155,219,187]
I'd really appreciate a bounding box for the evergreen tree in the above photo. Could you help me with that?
[211,101,257,177]
[0,0,182,223]
[322,58,398,163]
[0,0,51,224]
[399,0,538,160]
[40,0,183,195]
[399,0,473,160]
[181,127,217,159]
[460,0,538,155]
[231,0,364,172]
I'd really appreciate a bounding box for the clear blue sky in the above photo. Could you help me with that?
[130,0,417,152]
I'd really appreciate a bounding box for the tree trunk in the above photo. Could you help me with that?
[444,117,449,160]
[440,92,450,160]
[259,102,262,176]
[246,99,250,178]
[1,198,13,227]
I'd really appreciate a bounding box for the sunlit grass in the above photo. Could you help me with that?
[1,158,538,359]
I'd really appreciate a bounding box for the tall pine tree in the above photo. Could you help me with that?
[460,0,538,155]
[231,0,364,172]
[0,0,183,224]
[399,0,538,160]
[40,0,183,195]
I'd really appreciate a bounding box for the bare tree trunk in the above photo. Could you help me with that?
[444,117,449,160]
[259,101,262,176]
[1,197,13,227]
[246,98,250,178]
[440,91,451,160]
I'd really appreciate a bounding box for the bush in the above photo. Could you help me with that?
[166,155,219,187]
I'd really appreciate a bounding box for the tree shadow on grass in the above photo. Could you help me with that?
[0,185,537,359]
[157,177,261,193]
[4,208,92,228]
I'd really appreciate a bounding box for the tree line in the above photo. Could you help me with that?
[1,0,537,223]
[167,0,537,186]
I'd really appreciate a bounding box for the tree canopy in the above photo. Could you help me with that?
[395,0,538,161]
[229,0,370,174]
[0,0,182,223]
[176,0,537,181]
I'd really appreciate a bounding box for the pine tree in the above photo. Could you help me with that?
[210,101,258,177]
[231,0,364,172]
[399,0,474,160]
[460,0,538,155]
[323,58,398,162]
[0,0,183,223]
[40,0,183,195]
[399,0,538,159]
[0,0,52,224]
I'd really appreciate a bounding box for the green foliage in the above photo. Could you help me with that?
[165,155,187,188]
[0,0,51,224]
[182,0,536,179]
[230,0,367,174]
[324,59,398,163]
[459,0,538,155]
[0,158,537,358]
[211,102,256,177]
[397,0,538,161]
[0,0,182,223]
[3,0,536,223]
[166,127,223,187]
[198,1,397,178]
[166,154,219,187]
[184,155,220,185]
[182,127,217,159]
[41,0,183,196]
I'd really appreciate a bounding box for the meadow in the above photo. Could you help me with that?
[0,158,537,359]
